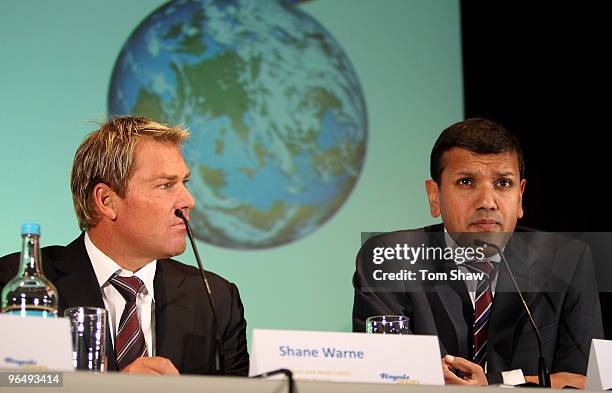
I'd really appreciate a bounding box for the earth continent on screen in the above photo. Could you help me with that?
[108,0,367,249]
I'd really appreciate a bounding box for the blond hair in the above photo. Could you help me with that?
[71,116,190,230]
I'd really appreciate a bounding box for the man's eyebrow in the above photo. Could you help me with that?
[495,170,517,177]
[150,172,191,181]
[454,170,478,177]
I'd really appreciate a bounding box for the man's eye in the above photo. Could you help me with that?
[457,178,473,186]
[497,179,513,187]
[159,183,172,190]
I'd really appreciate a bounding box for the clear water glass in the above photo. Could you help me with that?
[366,315,409,334]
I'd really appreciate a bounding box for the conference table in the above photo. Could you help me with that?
[0,371,585,393]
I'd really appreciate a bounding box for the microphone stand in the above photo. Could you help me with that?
[475,239,551,387]
[175,209,225,375]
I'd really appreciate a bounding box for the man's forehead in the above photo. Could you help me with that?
[131,140,189,178]
[442,148,519,175]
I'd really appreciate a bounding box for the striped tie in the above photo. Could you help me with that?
[466,260,496,366]
[109,275,148,370]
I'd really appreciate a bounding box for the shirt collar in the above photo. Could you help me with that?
[443,226,501,265]
[84,231,157,297]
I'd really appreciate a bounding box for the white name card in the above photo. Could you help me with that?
[587,339,612,390]
[250,329,443,385]
[0,314,73,371]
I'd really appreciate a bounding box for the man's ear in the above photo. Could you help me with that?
[425,179,441,217]
[517,178,526,219]
[92,183,118,221]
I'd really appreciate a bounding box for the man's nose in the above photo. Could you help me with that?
[477,184,498,210]
[177,184,196,212]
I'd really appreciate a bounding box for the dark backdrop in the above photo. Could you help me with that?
[460,2,611,338]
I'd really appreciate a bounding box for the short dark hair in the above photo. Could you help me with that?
[430,118,524,184]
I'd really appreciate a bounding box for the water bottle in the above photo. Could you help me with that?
[1,224,58,317]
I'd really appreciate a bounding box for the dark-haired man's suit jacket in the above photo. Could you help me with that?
[0,234,249,376]
[353,224,603,384]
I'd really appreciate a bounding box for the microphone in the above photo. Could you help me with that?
[174,209,225,374]
[474,239,551,387]
[252,368,295,393]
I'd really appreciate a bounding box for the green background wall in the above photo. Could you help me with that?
[0,0,463,342]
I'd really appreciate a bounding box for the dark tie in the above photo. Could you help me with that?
[465,260,495,366]
[109,275,148,370]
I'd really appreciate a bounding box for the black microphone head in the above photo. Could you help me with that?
[474,238,503,251]
[474,239,487,247]
[174,209,185,220]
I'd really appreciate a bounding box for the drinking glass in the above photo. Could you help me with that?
[366,315,409,334]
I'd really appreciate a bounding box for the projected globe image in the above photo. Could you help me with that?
[108,0,367,249]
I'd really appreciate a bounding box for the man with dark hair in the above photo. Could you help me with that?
[429,118,525,184]
[353,118,602,388]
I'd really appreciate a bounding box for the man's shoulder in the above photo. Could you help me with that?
[512,226,590,253]
[158,258,237,291]
[362,224,443,247]
[156,258,243,313]
[1,243,67,262]
[0,241,79,289]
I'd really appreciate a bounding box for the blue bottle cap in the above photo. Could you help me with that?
[21,223,41,236]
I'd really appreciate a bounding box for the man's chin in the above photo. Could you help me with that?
[162,242,187,259]
[452,229,511,249]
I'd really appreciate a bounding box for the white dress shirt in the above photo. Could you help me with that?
[85,232,157,357]
[443,230,501,308]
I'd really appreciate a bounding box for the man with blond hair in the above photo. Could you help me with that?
[0,116,249,376]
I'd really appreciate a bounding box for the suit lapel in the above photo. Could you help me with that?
[51,233,117,372]
[432,279,472,358]
[154,260,195,371]
[52,234,104,311]
[426,228,473,358]
[488,233,544,370]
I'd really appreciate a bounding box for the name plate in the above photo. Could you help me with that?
[0,314,73,371]
[250,329,443,385]
[587,339,612,390]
